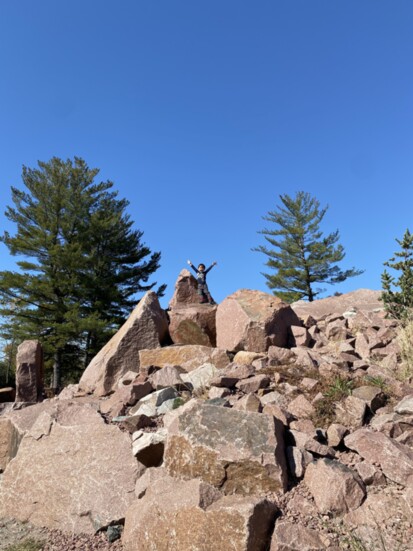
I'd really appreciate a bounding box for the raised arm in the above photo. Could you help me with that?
[187,260,198,274]
[204,261,217,274]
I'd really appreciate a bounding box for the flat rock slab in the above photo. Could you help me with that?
[164,399,287,495]
[270,520,327,550]
[139,344,229,372]
[0,401,139,534]
[216,289,300,352]
[123,474,277,551]
[79,291,169,396]
[344,428,413,486]
[291,289,383,319]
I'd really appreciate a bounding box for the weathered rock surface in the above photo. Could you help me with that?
[0,401,139,534]
[139,344,229,372]
[216,289,300,352]
[270,520,328,550]
[15,340,44,402]
[304,458,366,514]
[168,268,200,308]
[164,399,287,495]
[291,289,383,319]
[79,291,169,396]
[344,428,413,485]
[123,474,277,551]
[168,304,217,346]
[0,418,21,472]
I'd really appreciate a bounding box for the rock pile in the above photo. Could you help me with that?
[1,283,413,550]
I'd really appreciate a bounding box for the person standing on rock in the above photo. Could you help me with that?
[187,260,217,304]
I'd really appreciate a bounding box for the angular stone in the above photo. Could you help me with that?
[216,289,300,352]
[139,344,229,372]
[168,268,200,308]
[149,365,186,390]
[260,391,288,409]
[335,395,367,428]
[304,458,365,514]
[168,304,217,347]
[0,402,139,534]
[79,291,169,396]
[15,340,43,402]
[355,461,386,486]
[327,423,348,447]
[130,387,178,417]
[132,429,167,466]
[99,380,154,417]
[232,393,262,413]
[0,419,21,472]
[344,428,413,486]
[164,400,288,495]
[262,403,292,426]
[270,520,327,550]
[395,394,413,415]
[236,374,270,394]
[289,325,311,347]
[351,386,386,413]
[287,395,315,419]
[181,362,219,391]
[286,446,313,478]
[123,474,277,551]
[233,351,266,365]
[267,346,296,366]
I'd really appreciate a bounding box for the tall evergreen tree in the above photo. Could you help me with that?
[254,191,363,302]
[381,229,413,321]
[0,157,164,392]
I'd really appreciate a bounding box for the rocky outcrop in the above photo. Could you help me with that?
[168,304,217,346]
[168,269,200,308]
[0,401,140,534]
[139,344,229,372]
[15,340,44,402]
[79,291,169,396]
[291,289,383,319]
[164,399,288,495]
[216,289,300,352]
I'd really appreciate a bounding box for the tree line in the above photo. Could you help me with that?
[0,157,410,391]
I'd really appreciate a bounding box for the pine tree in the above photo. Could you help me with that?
[381,229,413,321]
[254,191,363,302]
[0,157,164,392]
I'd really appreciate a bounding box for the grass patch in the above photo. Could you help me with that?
[4,539,44,551]
[324,376,354,400]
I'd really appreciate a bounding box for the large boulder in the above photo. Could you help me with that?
[164,399,288,495]
[15,340,44,402]
[139,344,229,372]
[0,401,140,534]
[79,291,169,396]
[216,289,300,352]
[123,474,277,551]
[168,269,200,308]
[168,304,217,346]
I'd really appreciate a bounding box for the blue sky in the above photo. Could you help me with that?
[0,1,412,308]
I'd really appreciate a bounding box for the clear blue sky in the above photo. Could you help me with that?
[0,1,412,308]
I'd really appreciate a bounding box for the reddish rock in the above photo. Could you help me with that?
[0,401,139,533]
[267,346,296,366]
[270,520,327,550]
[15,340,43,402]
[79,291,169,396]
[304,458,366,514]
[139,344,229,373]
[287,395,315,419]
[344,428,413,486]
[168,269,200,308]
[164,399,288,495]
[168,304,217,346]
[291,290,383,319]
[236,374,270,394]
[0,419,21,472]
[232,393,262,413]
[335,395,367,428]
[149,365,186,390]
[289,325,311,347]
[216,289,300,352]
[123,474,277,551]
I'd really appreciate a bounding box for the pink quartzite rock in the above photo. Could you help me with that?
[168,304,217,346]
[216,289,301,353]
[291,289,383,319]
[344,428,413,486]
[123,474,277,551]
[0,401,139,534]
[304,458,366,514]
[0,418,21,472]
[79,291,169,396]
[15,340,44,402]
[164,399,288,495]
[168,269,200,308]
[270,520,327,550]
[139,344,229,372]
